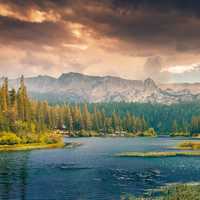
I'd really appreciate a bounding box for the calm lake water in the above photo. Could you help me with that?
[0,137,200,200]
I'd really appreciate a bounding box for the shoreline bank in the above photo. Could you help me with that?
[0,142,81,152]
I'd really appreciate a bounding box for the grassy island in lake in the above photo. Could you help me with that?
[177,141,200,150]
[116,151,200,157]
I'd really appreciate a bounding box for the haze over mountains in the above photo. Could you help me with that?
[1,72,200,104]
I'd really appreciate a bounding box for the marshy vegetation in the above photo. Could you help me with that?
[0,132,64,151]
[178,141,200,150]
[116,151,200,157]
[122,184,200,200]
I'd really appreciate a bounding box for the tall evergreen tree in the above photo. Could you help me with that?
[172,120,178,133]
[82,104,92,130]
[17,75,30,121]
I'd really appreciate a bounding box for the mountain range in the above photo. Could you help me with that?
[1,72,200,104]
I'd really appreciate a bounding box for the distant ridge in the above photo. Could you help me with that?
[1,72,200,104]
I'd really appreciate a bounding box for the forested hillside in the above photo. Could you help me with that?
[0,76,200,136]
[91,102,200,134]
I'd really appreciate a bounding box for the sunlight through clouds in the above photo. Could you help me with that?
[162,64,200,74]
[1,1,200,82]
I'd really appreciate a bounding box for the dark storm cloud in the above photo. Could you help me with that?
[1,0,200,81]
[80,0,200,54]
[63,0,200,54]
[1,0,200,54]
[0,16,72,46]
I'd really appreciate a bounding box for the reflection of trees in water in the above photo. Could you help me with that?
[19,153,29,200]
[0,152,29,200]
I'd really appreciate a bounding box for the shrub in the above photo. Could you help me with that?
[125,132,136,137]
[107,128,114,134]
[141,128,157,137]
[0,132,63,145]
[14,121,36,133]
[78,130,99,137]
[89,131,99,137]
[39,133,63,144]
[0,133,21,145]
[170,132,190,137]
[20,133,39,144]
[78,130,90,137]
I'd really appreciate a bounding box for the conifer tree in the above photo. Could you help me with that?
[8,89,18,129]
[191,117,200,134]
[172,120,178,133]
[82,103,92,130]
[111,112,120,133]
[17,75,30,121]
[64,105,73,133]
[1,78,9,112]
[92,106,100,132]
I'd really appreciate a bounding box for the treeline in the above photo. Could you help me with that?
[0,77,150,136]
[90,102,200,135]
[1,77,200,136]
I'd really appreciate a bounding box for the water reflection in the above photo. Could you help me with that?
[0,152,29,200]
[0,138,200,200]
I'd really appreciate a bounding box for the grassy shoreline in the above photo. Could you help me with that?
[0,142,81,152]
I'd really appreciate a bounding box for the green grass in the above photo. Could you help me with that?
[0,142,65,152]
[0,142,82,152]
[121,184,200,200]
[116,151,200,157]
[177,141,200,150]
[170,132,190,137]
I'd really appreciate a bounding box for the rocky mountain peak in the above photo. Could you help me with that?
[144,78,157,89]
[59,72,84,79]
[4,73,200,104]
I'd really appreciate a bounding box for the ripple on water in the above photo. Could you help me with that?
[98,168,163,188]
[49,163,93,171]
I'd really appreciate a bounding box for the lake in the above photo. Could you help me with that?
[0,137,200,200]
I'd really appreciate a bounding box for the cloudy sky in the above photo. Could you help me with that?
[0,0,200,82]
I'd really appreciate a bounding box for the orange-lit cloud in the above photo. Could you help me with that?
[0,3,60,23]
[1,0,200,82]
